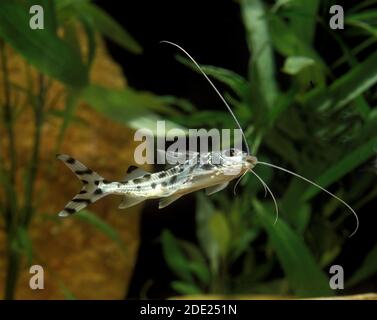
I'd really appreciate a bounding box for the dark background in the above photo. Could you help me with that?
[95,0,376,298]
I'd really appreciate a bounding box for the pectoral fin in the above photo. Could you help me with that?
[205,182,229,196]
[158,194,183,209]
[118,196,145,209]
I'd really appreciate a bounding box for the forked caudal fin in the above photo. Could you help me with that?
[56,154,108,217]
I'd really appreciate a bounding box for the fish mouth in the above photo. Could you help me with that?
[246,155,258,167]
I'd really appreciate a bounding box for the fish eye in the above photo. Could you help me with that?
[223,149,235,157]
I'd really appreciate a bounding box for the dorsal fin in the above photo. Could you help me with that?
[123,166,150,181]
[157,149,198,165]
[127,166,138,174]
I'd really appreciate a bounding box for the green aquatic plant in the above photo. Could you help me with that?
[161,0,377,297]
[0,0,163,299]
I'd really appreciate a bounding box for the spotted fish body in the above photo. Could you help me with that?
[101,158,197,198]
[57,150,257,216]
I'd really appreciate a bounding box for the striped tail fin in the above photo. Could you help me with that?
[56,154,108,217]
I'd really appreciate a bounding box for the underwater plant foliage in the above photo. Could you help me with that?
[0,0,376,300]
[159,0,377,298]
[0,0,175,299]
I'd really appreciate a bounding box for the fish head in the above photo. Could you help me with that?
[245,154,258,169]
[211,148,258,176]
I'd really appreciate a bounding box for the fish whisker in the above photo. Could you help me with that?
[233,170,249,196]
[256,161,359,237]
[248,169,279,225]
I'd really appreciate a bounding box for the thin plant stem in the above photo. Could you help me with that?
[0,41,19,300]
[22,73,46,227]
[0,41,16,185]
[4,242,21,300]
[4,71,46,299]
[0,40,17,231]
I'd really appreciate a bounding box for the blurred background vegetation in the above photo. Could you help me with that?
[0,0,376,299]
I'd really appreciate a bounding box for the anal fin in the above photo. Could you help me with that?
[158,194,182,209]
[205,182,229,196]
[119,195,145,209]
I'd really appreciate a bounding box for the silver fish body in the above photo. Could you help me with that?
[56,149,257,216]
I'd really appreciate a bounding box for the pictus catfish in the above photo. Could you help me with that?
[56,150,257,217]
[57,41,359,237]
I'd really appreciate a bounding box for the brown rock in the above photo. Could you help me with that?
[0,33,144,299]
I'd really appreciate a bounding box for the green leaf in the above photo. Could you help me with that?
[346,10,377,38]
[81,85,187,136]
[55,88,81,152]
[288,0,319,44]
[253,199,333,297]
[75,2,142,54]
[328,31,372,118]
[82,85,175,119]
[208,212,231,259]
[272,0,294,11]
[171,281,202,295]
[161,230,193,283]
[77,15,97,67]
[268,14,326,85]
[346,19,377,38]
[263,129,301,168]
[75,210,126,252]
[303,51,377,111]
[347,10,377,21]
[230,229,259,263]
[268,15,317,58]
[317,225,342,267]
[241,0,279,108]
[187,261,210,287]
[196,194,220,274]
[16,227,33,265]
[269,89,296,124]
[162,95,196,113]
[127,114,187,137]
[81,85,187,137]
[176,56,249,98]
[56,0,89,11]
[290,203,311,234]
[348,0,377,13]
[282,56,315,75]
[179,240,211,285]
[61,19,81,58]
[0,1,88,87]
[347,242,377,287]
[303,135,377,200]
